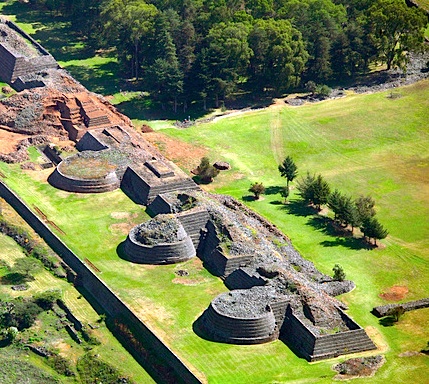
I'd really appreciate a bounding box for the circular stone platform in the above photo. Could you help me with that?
[48,151,120,193]
[123,215,196,264]
[197,289,278,344]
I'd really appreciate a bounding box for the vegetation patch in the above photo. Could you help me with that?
[59,155,117,180]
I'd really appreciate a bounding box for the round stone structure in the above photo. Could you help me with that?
[198,289,278,344]
[48,152,120,193]
[123,215,196,264]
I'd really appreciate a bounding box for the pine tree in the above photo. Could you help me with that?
[278,156,298,187]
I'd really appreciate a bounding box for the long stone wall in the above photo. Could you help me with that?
[372,298,429,317]
[0,180,202,384]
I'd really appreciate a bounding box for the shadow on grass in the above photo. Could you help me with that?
[307,216,373,251]
[379,316,397,327]
[0,272,29,285]
[281,199,318,217]
[1,2,93,62]
[265,186,283,195]
[63,60,125,96]
[116,95,212,122]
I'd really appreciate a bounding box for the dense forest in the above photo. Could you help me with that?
[29,0,428,108]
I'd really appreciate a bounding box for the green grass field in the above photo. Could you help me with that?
[0,203,155,384]
[1,80,428,382]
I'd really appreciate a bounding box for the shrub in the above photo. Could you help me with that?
[249,182,265,200]
[34,290,61,310]
[332,264,346,282]
[196,157,219,183]
[386,306,405,322]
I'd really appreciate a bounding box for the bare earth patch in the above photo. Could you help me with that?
[333,355,385,380]
[109,222,135,236]
[366,326,388,353]
[111,211,135,220]
[379,285,409,301]
[0,128,29,153]
[143,132,207,172]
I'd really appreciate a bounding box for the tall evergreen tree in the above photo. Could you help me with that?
[278,156,298,187]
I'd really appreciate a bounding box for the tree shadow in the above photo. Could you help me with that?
[116,94,211,121]
[0,272,28,285]
[270,200,283,205]
[320,237,373,251]
[242,195,258,202]
[264,186,283,195]
[63,60,125,96]
[379,316,397,327]
[307,216,373,251]
[281,199,317,217]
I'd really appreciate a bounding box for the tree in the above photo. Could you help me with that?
[146,13,184,111]
[386,306,405,322]
[248,19,308,92]
[249,182,265,200]
[196,157,219,183]
[196,22,252,105]
[365,0,427,70]
[102,0,158,79]
[297,172,317,204]
[328,189,343,221]
[297,172,330,209]
[278,156,298,187]
[279,185,290,204]
[355,195,376,225]
[332,264,346,281]
[12,257,42,279]
[361,217,388,245]
[312,174,331,210]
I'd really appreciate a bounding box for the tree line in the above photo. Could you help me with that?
[249,155,388,246]
[28,0,428,110]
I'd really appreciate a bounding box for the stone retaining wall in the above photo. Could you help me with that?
[0,20,57,84]
[199,220,253,277]
[0,180,202,384]
[123,225,196,264]
[199,301,278,344]
[372,298,429,317]
[282,307,376,361]
[48,166,120,193]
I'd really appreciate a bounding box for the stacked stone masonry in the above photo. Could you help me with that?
[0,20,57,86]
[123,222,196,264]
[48,166,120,194]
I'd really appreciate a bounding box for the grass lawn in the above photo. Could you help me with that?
[0,81,428,382]
[0,199,156,384]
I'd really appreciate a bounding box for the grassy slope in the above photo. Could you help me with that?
[0,203,155,384]
[1,82,428,382]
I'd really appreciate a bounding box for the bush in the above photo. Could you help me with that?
[34,290,61,310]
[249,182,265,200]
[386,306,405,322]
[332,264,346,282]
[196,157,219,183]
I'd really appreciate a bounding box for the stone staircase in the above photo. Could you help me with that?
[310,329,377,361]
[176,209,210,247]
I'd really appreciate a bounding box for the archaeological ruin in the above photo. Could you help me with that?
[0,17,378,369]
